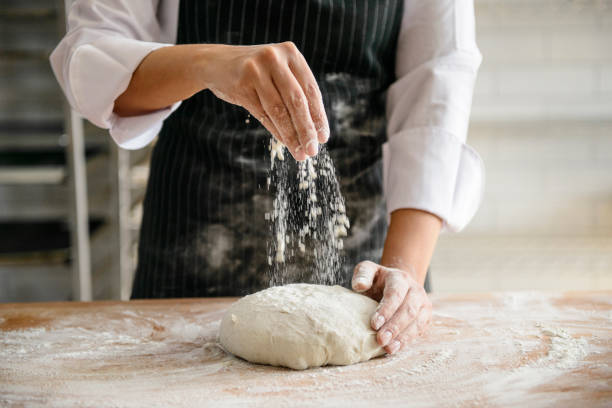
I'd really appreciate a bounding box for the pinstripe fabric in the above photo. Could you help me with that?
[131,0,404,299]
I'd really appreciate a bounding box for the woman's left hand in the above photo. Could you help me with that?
[351,260,432,354]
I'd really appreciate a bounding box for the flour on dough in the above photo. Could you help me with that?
[219,284,384,370]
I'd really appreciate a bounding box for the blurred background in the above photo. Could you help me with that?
[0,0,610,302]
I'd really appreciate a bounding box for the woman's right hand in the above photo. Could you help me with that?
[197,42,329,161]
[114,42,329,161]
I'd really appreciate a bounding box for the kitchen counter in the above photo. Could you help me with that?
[1,291,610,407]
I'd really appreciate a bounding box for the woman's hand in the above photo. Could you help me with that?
[198,42,329,161]
[352,260,432,354]
[114,42,329,161]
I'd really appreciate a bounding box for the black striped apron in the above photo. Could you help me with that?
[131,0,404,298]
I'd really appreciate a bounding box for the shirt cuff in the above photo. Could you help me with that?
[67,37,179,149]
[108,101,181,149]
[382,128,485,233]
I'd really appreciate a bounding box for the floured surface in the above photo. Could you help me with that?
[1,292,611,408]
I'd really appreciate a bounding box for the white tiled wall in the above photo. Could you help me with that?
[472,0,612,121]
[464,0,612,236]
[465,121,612,235]
[432,1,612,292]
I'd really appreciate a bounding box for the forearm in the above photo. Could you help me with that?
[380,209,442,286]
[113,44,212,116]
[112,42,328,160]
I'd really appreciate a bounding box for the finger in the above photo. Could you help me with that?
[251,89,308,161]
[377,292,416,347]
[255,79,305,161]
[371,272,409,332]
[241,89,300,159]
[245,101,308,161]
[242,91,277,135]
[286,46,330,144]
[385,322,419,354]
[416,302,432,335]
[271,65,318,157]
[351,261,379,293]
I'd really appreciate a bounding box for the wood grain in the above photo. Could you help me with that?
[0,292,610,407]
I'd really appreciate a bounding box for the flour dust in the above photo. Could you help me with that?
[266,139,349,286]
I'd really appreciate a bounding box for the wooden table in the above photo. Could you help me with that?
[1,291,610,407]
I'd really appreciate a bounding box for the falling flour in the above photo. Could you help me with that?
[266,138,349,286]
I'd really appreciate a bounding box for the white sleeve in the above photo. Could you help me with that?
[50,0,181,149]
[383,0,484,232]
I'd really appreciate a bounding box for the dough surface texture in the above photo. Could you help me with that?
[219,283,384,370]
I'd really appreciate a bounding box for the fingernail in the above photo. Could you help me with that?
[353,277,368,292]
[294,146,306,161]
[388,340,401,354]
[380,330,392,346]
[372,313,385,330]
[305,138,318,157]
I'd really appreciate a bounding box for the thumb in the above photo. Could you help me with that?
[351,261,379,293]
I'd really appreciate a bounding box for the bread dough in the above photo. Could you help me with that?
[219,283,384,370]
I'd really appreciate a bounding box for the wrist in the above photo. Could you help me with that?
[190,44,217,90]
[191,43,235,91]
[380,208,441,286]
[381,258,421,284]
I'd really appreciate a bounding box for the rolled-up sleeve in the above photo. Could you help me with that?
[384,0,484,232]
[50,0,180,149]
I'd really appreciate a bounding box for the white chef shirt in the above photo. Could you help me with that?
[50,0,484,233]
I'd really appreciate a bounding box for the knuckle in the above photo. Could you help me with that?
[379,305,395,321]
[305,82,322,100]
[396,334,409,346]
[271,103,287,118]
[260,45,280,63]
[281,41,298,53]
[405,307,417,320]
[311,110,325,125]
[290,90,307,110]
[386,323,400,336]
[296,121,316,136]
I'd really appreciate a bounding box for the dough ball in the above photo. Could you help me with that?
[219,283,384,370]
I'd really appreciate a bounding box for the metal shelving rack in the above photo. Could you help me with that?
[0,0,149,302]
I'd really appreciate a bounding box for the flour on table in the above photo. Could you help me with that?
[535,324,589,369]
[1,292,609,408]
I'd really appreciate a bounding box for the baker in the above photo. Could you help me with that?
[51,0,483,356]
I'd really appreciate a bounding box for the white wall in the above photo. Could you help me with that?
[465,0,612,237]
[472,0,612,122]
[466,121,612,236]
[431,0,612,292]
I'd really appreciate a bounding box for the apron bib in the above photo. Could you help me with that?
[132,0,404,298]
